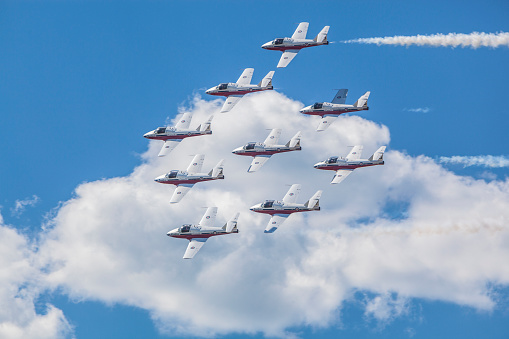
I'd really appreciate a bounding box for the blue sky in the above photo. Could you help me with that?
[1,1,509,338]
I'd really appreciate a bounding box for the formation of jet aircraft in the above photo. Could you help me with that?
[205,68,275,113]
[154,154,224,204]
[314,146,386,184]
[250,184,322,233]
[232,129,302,172]
[141,22,388,258]
[144,113,213,157]
[262,22,330,68]
[167,207,240,259]
[300,89,371,131]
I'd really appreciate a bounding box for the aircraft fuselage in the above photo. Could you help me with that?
[167,226,238,240]
[314,160,384,171]
[143,129,212,141]
[250,202,319,215]
[261,38,328,51]
[155,172,224,185]
[232,144,301,157]
[206,83,273,97]
[300,103,369,116]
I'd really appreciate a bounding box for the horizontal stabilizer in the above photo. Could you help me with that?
[286,131,302,148]
[259,71,275,87]
[305,190,322,208]
[353,91,370,108]
[368,146,386,161]
[313,26,330,43]
[224,212,240,233]
[198,115,213,132]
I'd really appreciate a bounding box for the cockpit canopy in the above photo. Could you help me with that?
[262,200,275,208]
[167,170,179,178]
[180,224,191,233]
[217,83,228,90]
[155,127,166,134]
[244,142,256,150]
[313,102,324,109]
[274,38,284,45]
[326,157,338,164]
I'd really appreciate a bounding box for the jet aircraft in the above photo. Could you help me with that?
[144,113,213,157]
[232,129,302,172]
[155,154,224,203]
[261,22,330,68]
[314,146,386,184]
[300,89,371,131]
[250,184,322,233]
[205,68,275,113]
[167,207,239,259]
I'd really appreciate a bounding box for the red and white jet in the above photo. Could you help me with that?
[262,22,330,68]
[314,146,386,184]
[250,184,322,233]
[205,68,274,113]
[300,89,371,131]
[232,129,302,172]
[155,154,224,203]
[167,207,239,259]
[144,113,213,157]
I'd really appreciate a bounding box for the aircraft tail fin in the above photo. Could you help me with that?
[353,91,370,108]
[285,131,302,148]
[197,115,213,132]
[258,71,275,88]
[223,212,240,232]
[368,146,386,161]
[210,159,225,178]
[304,190,322,209]
[313,26,330,43]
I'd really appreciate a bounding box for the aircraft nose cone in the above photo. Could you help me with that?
[143,132,151,138]
[154,175,164,182]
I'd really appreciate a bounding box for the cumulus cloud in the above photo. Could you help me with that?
[404,107,431,113]
[344,32,509,49]
[11,195,40,217]
[439,155,509,168]
[0,215,72,339]
[3,92,509,337]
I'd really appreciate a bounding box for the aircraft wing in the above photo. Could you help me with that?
[263,128,282,146]
[291,22,309,39]
[198,207,218,227]
[331,169,354,184]
[170,184,194,204]
[277,50,299,68]
[236,68,254,85]
[247,155,271,173]
[221,95,243,113]
[174,112,192,130]
[183,238,207,259]
[187,154,205,174]
[158,140,181,157]
[282,184,301,204]
[316,114,338,131]
[346,146,364,161]
[331,89,348,104]
[264,214,290,233]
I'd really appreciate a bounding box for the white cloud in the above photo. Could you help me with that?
[344,32,509,49]
[0,215,72,339]
[3,92,509,337]
[11,195,40,217]
[404,107,431,113]
[439,155,509,168]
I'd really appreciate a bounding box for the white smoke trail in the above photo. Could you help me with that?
[344,32,509,49]
[439,155,509,168]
